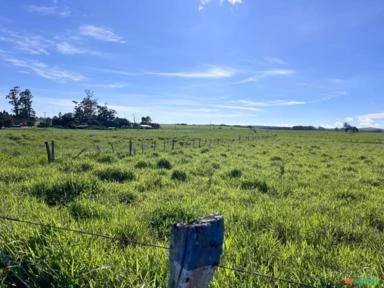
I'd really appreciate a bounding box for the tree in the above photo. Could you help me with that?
[140,116,152,125]
[73,90,98,124]
[97,104,116,126]
[6,86,21,118]
[0,111,14,127]
[19,89,35,121]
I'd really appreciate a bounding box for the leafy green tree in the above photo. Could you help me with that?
[6,86,21,118]
[0,111,14,127]
[140,116,152,125]
[19,89,35,121]
[73,90,98,124]
[97,104,116,126]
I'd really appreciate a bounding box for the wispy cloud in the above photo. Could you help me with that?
[237,99,305,107]
[264,57,287,65]
[357,112,384,127]
[239,69,295,83]
[56,41,100,56]
[147,66,237,79]
[91,82,128,89]
[0,30,52,55]
[2,56,85,82]
[26,1,71,17]
[79,25,125,43]
[199,0,243,12]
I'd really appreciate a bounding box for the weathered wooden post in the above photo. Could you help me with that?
[141,141,144,154]
[129,140,133,156]
[198,139,201,148]
[153,140,156,151]
[44,141,52,163]
[51,140,55,162]
[169,213,224,288]
[172,139,176,150]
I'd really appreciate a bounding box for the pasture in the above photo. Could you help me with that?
[1,126,384,287]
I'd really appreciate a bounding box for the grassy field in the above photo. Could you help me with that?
[1,126,384,287]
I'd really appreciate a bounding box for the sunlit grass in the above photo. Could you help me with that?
[1,126,384,287]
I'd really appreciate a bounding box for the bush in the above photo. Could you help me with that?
[118,191,136,205]
[69,201,106,220]
[25,176,100,206]
[149,207,197,240]
[157,158,172,169]
[96,168,135,182]
[135,161,150,169]
[229,169,242,178]
[171,170,187,182]
[241,180,269,193]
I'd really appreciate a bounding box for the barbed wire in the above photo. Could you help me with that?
[0,215,169,250]
[218,265,318,287]
[1,215,323,287]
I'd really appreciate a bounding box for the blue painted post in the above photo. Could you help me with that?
[169,213,224,288]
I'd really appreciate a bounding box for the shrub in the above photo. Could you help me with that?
[135,161,150,169]
[171,170,187,182]
[69,201,105,220]
[25,176,100,206]
[97,155,116,163]
[118,191,136,205]
[241,180,269,193]
[96,168,135,182]
[149,207,197,240]
[229,169,242,178]
[157,158,172,169]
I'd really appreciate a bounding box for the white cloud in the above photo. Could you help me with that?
[357,112,384,128]
[79,25,125,43]
[0,30,52,55]
[26,1,71,17]
[147,66,236,79]
[237,99,305,107]
[264,57,287,65]
[56,41,100,56]
[91,82,128,89]
[239,69,295,83]
[3,57,85,82]
[199,0,242,12]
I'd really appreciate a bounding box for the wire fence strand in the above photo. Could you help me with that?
[1,214,321,287]
[217,265,317,288]
[0,215,169,250]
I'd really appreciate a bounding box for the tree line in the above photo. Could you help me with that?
[1,87,159,129]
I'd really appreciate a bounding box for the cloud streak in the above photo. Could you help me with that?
[3,56,85,82]
[0,30,52,55]
[79,25,125,43]
[199,0,243,12]
[147,67,237,79]
[26,1,71,17]
[56,41,100,56]
[239,69,295,83]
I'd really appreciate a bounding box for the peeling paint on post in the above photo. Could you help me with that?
[169,213,224,288]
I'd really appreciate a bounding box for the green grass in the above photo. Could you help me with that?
[1,126,384,287]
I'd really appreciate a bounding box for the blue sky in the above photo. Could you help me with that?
[0,0,383,127]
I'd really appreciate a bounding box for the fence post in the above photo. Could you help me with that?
[44,141,52,163]
[169,213,224,288]
[51,140,55,162]
[129,140,133,156]
[172,139,175,150]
